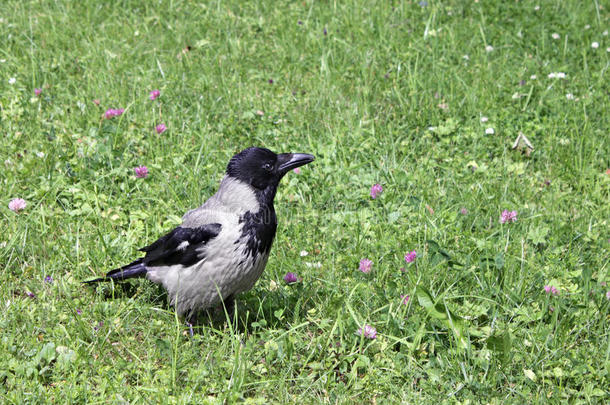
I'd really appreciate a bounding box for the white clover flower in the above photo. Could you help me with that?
[552,33,560,40]
[485,45,494,52]
[530,74,537,80]
[566,93,575,100]
[485,128,495,135]
[480,116,489,123]
[591,42,599,49]
[8,77,16,84]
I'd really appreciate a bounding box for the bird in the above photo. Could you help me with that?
[85,147,314,322]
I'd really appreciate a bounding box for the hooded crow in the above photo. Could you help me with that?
[86,147,314,321]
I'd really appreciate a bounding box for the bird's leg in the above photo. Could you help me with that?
[222,295,243,344]
[223,294,235,323]
[185,309,200,335]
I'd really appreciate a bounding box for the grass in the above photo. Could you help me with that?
[1,0,609,402]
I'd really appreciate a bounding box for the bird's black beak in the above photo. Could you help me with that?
[277,153,315,174]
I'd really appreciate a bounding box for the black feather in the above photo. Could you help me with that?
[139,223,222,267]
[83,259,147,283]
[84,223,222,283]
[238,207,277,258]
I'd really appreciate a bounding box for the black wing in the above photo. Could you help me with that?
[139,223,222,267]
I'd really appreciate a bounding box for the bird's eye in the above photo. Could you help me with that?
[262,163,273,171]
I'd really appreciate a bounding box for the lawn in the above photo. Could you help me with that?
[1,0,609,403]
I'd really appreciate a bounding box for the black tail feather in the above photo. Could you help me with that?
[83,259,148,284]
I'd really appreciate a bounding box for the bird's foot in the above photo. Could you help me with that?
[186,322,194,337]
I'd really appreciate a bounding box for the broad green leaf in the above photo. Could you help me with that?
[416,286,469,350]
[527,226,549,245]
[524,369,537,382]
[494,252,505,270]
[388,211,400,223]
[486,333,512,362]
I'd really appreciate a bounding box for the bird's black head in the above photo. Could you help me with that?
[226,147,315,191]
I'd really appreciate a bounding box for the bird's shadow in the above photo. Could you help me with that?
[92,280,169,307]
[88,280,312,335]
[201,285,314,334]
